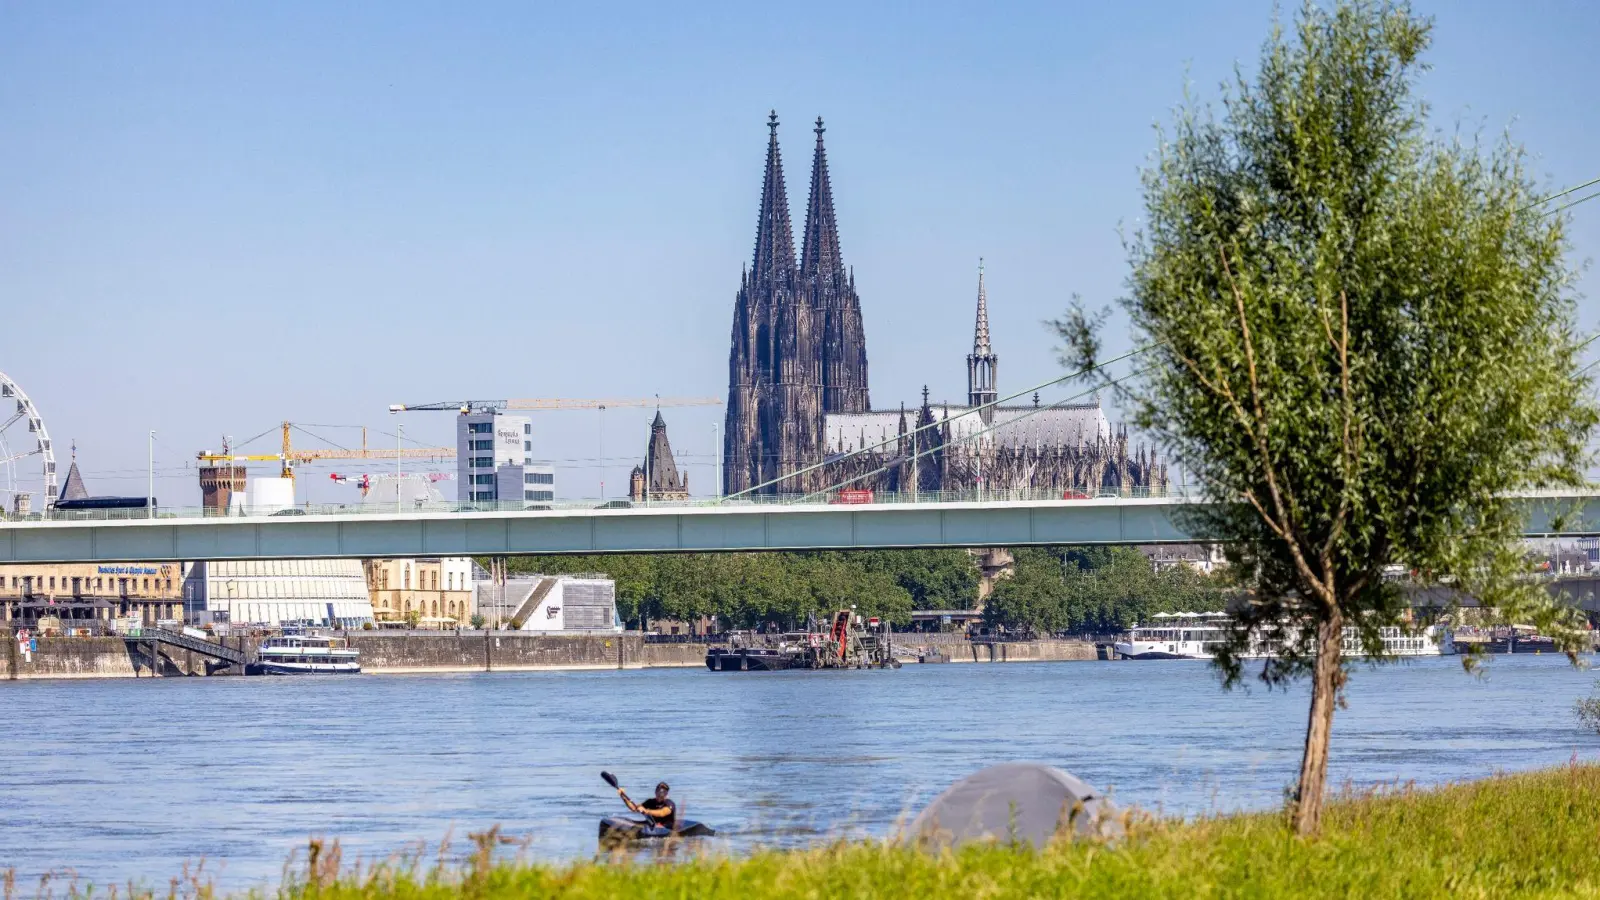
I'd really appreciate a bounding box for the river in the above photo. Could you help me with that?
[3,655,1597,891]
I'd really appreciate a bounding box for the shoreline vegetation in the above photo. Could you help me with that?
[505,546,1222,635]
[23,764,1599,899]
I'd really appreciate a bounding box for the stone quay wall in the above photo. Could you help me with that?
[1,633,1092,680]
[1,636,222,680]
[349,633,706,673]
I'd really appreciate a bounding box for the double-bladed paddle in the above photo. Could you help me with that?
[601,770,641,814]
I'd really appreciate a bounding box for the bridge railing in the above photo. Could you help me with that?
[0,485,1202,524]
[4,484,1595,526]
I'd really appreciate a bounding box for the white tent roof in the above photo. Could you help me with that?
[905,762,1118,848]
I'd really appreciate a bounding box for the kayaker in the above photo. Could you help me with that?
[628,782,676,830]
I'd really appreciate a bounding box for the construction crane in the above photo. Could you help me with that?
[388,397,723,414]
[197,422,454,480]
[330,471,454,498]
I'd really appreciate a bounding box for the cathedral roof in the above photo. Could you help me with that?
[823,402,1110,455]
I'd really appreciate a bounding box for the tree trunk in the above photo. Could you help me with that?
[1292,607,1345,836]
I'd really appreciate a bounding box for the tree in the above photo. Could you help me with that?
[469,613,486,630]
[985,546,1221,634]
[851,550,980,610]
[1059,0,1596,835]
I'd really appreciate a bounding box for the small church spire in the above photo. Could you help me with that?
[973,257,992,356]
[967,258,999,420]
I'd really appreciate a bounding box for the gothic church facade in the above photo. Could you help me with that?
[723,114,1165,498]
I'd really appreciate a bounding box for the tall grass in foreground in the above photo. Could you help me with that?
[13,765,1600,898]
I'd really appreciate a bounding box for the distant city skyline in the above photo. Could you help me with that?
[2,1,1595,505]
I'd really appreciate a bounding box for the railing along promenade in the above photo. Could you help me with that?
[0,487,1595,565]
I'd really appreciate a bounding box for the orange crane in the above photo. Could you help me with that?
[388,397,723,413]
[196,422,453,481]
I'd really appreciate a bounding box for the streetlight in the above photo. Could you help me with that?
[712,421,720,503]
[597,405,606,501]
[396,423,404,514]
[148,431,155,519]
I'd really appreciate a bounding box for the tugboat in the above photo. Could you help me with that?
[247,633,361,675]
[705,610,900,672]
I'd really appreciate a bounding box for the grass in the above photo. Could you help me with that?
[16,765,1600,899]
[269,764,1600,900]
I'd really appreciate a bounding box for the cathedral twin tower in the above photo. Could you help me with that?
[724,113,869,495]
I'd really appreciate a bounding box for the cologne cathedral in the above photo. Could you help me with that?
[722,114,1167,498]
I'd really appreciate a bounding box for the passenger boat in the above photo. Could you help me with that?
[1112,612,1452,660]
[598,815,715,842]
[247,634,361,675]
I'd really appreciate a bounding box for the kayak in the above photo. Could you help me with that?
[598,815,716,841]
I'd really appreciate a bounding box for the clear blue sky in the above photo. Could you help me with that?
[2,1,1595,504]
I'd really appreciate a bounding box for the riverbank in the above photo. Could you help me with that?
[0,633,1097,679]
[284,764,1600,899]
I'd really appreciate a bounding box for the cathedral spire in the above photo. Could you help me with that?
[801,116,842,278]
[751,110,797,289]
[973,258,992,356]
[967,258,999,420]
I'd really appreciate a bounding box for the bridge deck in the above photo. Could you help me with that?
[0,492,1594,564]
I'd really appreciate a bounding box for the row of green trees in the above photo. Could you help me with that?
[503,550,979,631]
[503,546,1222,634]
[984,547,1223,635]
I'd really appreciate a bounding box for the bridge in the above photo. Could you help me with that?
[1,490,1596,564]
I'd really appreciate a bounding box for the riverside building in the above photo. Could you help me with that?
[182,560,376,629]
[365,557,474,627]
[474,573,621,632]
[0,562,185,630]
[455,412,555,505]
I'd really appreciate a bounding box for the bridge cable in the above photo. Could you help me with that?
[1519,175,1600,214]
[1543,189,1600,219]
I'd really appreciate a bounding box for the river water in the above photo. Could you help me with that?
[3,655,1598,891]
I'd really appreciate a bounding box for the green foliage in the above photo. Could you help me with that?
[500,551,944,631]
[849,550,980,610]
[985,546,1222,634]
[1579,690,1600,735]
[1062,0,1595,677]
[1057,0,1597,832]
[282,765,1600,900]
[468,614,486,630]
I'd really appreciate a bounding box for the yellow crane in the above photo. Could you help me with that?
[388,397,723,413]
[196,422,453,480]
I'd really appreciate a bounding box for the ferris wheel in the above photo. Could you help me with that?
[0,370,57,517]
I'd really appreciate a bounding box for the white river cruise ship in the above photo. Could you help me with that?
[247,634,361,675]
[1112,612,1453,660]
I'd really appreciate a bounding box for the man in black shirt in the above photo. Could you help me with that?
[633,781,676,830]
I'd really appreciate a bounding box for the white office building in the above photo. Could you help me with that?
[456,412,556,505]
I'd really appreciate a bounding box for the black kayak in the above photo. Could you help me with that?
[598,815,716,841]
